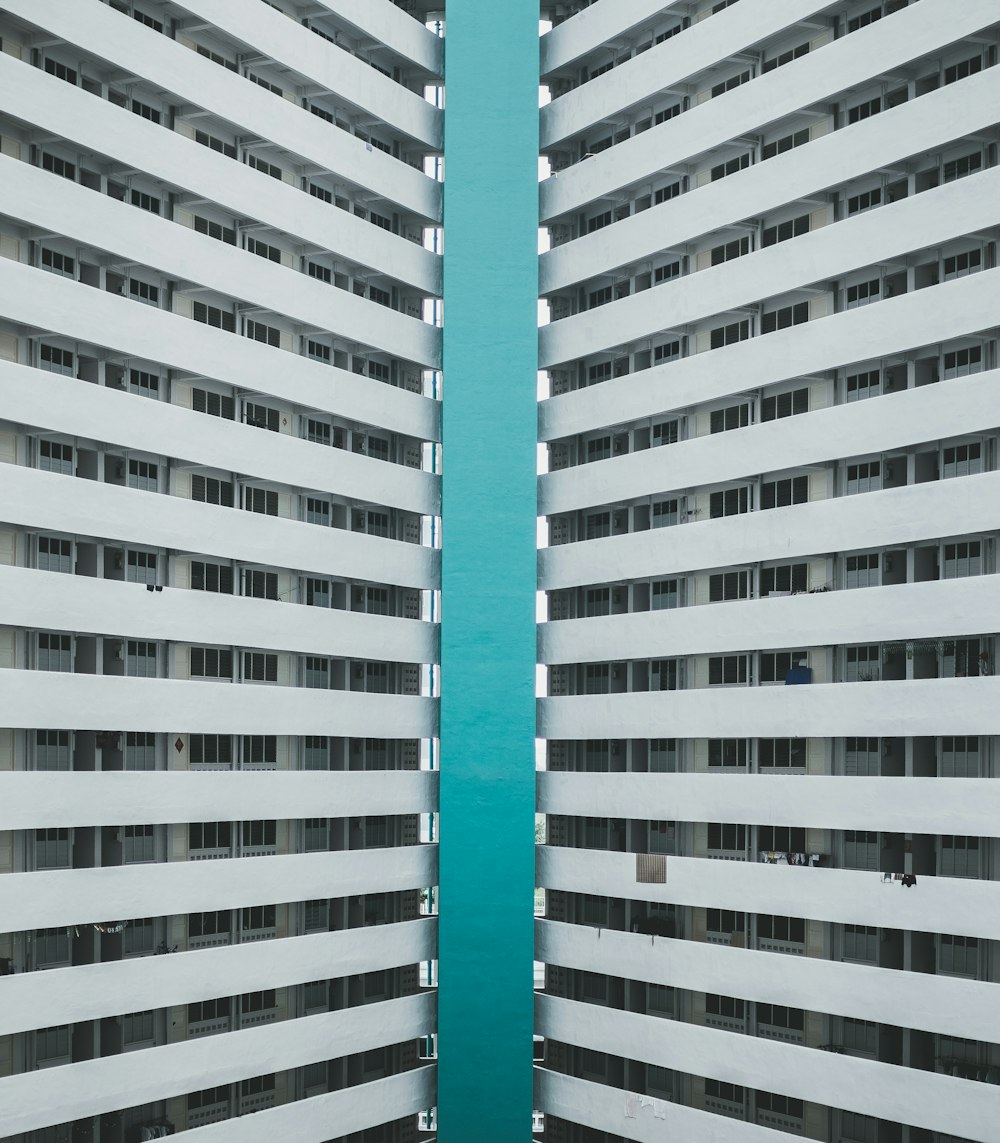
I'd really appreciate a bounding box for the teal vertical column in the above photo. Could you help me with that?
[438,3,538,1140]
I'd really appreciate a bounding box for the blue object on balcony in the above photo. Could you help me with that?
[785,667,813,685]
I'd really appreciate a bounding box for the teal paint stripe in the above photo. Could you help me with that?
[438,4,539,1140]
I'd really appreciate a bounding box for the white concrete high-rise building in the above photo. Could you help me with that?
[0,2,442,1141]
[535,2,1000,1141]
[2,2,1000,1142]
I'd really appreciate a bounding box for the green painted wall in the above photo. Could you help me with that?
[438,3,539,1139]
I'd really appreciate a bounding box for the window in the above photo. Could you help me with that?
[710,152,751,181]
[41,152,76,180]
[192,302,236,333]
[588,286,612,310]
[763,42,809,71]
[942,443,982,478]
[710,403,749,433]
[309,182,333,204]
[758,738,805,769]
[39,346,74,377]
[707,823,747,853]
[760,651,803,683]
[940,735,979,777]
[945,56,982,85]
[841,1112,878,1143]
[245,319,281,348]
[848,96,881,124]
[943,345,982,378]
[762,214,809,247]
[123,825,155,864]
[242,904,276,931]
[761,475,808,509]
[247,153,284,180]
[194,215,237,245]
[188,996,231,1024]
[652,579,678,610]
[38,536,72,574]
[35,828,71,869]
[44,57,78,85]
[708,739,747,768]
[843,923,877,962]
[706,993,745,1020]
[585,512,610,540]
[845,645,879,681]
[248,71,283,96]
[708,655,748,685]
[943,249,982,280]
[192,388,235,419]
[845,552,879,588]
[651,659,678,690]
[130,99,160,124]
[709,570,749,601]
[762,388,807,421]
[756,1091,803,1119]
[586,210,612,234]
[366,511,390,538]
[709,320,749,349]
[940,835,979,878]
[585,588,610,616]
[38,440,74,474]
[243,736,277,768]
[757,914,805,944]
[306,498,330,526]
[585,437,611,463]
[847,187,881,215]
[654,104,681,125]
[37,633,71,672]
[189,821,232,852]
[241,821,277,850]
[189,910,232,937]
[843,830,879,870]
[846,279,879,308]
[246,237,282,263]
[190,734,233,768]
[653,340,681,364]
[35,730,70,771]
[244,402,279,432]
[128,459,158,491]
[41,248,75,278]
[125,732,156,771]
[33,927,71,966]
[709,486,749,518]
[243,652,278,682]
[126,640,157,678]
[846,461,880,494]
[306,419,332,446]
[306,578,330,607]
[584,664,609,694]
[943,152,982,183]
[654,260,681,283]
[758,1004,805,1033]
[846,369,881,400]
[654,181,681,204]
[129,368,159,398]
[243,570,278,600]
[705,1079,744,1106]
[191,561,233,593]
[762,302,808,334]
[845,736,879,776]
[126,550,157,585]
[130,189,160,214]
[706,909,745,939]
[762,127,809,160]
[244,487,278,516]
[190,647,233,679]
[308,261,332,284]
[652,499,678,528]
[305,657,329,688]
[35,1026,71,1062]
[652,420,679,446]
[191,475,235,507]
[195,43,238,71]
[711,70,751,98]
[710,237,749,265]
[939,934,978,976]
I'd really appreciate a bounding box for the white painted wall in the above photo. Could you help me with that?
[0,668,436,739]
[0,465,438,590]
[0,844,437,931]
[0,918,436,1035]
[0,992,435,1137]
[540,576,999,664]
[541,470,1000,590]
[536,993,996,1141]
[0,1,441,222]
[0,362,439,516]
[536,919,1000,1044]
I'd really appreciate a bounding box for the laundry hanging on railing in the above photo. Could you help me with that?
[759,851,823,866]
